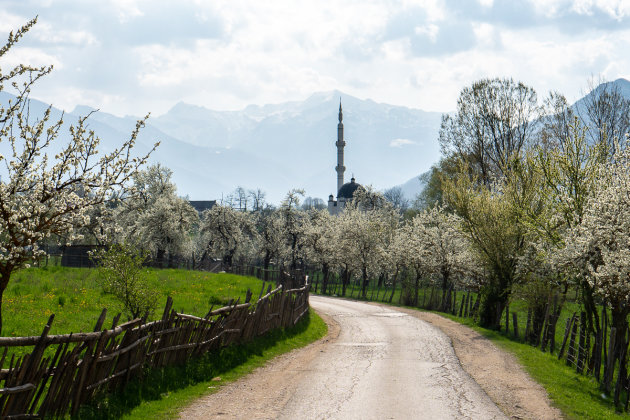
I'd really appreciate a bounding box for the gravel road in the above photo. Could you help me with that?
[179,295,520,419]
[276,296,506,419]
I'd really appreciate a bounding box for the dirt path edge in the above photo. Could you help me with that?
[177,311,341,419]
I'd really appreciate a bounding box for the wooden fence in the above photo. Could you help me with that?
[0,281,310,419]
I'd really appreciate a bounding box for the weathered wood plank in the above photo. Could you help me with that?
[0,318,141,347]
[85,361,143,391]
[96,335,150,363]
[0,384,35,395]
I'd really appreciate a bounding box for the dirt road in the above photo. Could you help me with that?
[276,296,505,419]
[180,296,522,419]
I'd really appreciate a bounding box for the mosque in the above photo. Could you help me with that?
[328,102,363,215]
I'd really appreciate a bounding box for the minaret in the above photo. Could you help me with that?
[335,100,346,194]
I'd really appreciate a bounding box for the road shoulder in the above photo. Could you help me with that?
[177,312,341,419]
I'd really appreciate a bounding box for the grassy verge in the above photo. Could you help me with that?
[75,310,327,420]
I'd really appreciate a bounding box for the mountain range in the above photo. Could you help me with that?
[1,78,629,205]
[0,90,443,204]
[148,90,444,203]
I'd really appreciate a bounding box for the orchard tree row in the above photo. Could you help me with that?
[427,76,630,400]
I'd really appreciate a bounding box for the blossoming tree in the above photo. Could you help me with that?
[199,204,257,269]
[117,164,198,267]
[561,140,630,389]
[413,205,474,312]
[0,19,155,334]
[302,209,338,294]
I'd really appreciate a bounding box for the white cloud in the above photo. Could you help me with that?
[570,0,630,19]
[2,47,62,70]
[390,138,417,148]
[1,0,629,117]
[0,11,28,33]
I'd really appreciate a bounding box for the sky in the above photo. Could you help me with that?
[1,0,629,117]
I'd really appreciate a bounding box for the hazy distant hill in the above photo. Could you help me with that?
[0,92,291,202]
[572,78,630,132]
[5,79,627,204]
[392,172,429,203]
[0,90,443,203]
[573,78,630,112]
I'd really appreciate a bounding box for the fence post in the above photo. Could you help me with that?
[71,309,108,415]
[558,313,575,360]
[614,331,628,407]
[525,308,532,342]
[566,315,579,367]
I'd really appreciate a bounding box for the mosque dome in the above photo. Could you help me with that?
[337,177,363,200]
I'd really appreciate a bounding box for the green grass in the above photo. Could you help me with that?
[4,266,266,338]
[3,267,326,418]
[75,310,327,419]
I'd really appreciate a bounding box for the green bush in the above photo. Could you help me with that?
[92,244,158,320]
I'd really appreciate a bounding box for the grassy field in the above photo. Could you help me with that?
[5,266,266,337]
[2,266,328,419]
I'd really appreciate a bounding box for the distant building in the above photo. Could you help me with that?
[189,200,216,214]
[328,102,364,215]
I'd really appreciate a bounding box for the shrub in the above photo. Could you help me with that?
[91,244,158,320]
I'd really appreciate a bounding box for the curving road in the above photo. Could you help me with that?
[277,296,506,420]
[179,295,509,419]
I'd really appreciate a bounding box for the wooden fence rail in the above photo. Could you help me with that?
[0,280,310,419]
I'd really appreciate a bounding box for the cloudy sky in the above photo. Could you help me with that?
[1,0,629,117]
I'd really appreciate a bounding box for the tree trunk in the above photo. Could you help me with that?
[440,269,451,312]
[389,269,398,303]
[414,273,421,307]
[156,248,166,268]
[341,268,350,297]
[479,282,509,330]
[582,279,601,340]
[322,263,330,295]
[361,267,368,299]
[609,306,630,394]
[0,285,4,336]
[443,287,453,313]
[223,253,233,271]
[263,252,271,281]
